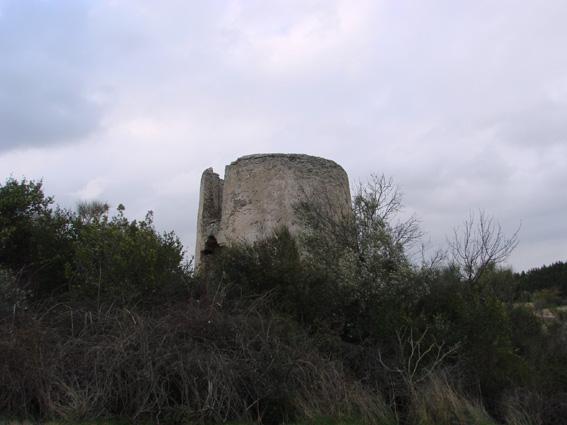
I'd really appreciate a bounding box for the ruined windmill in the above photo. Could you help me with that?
[195,153,352,267]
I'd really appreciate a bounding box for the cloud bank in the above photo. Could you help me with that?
[1,0,566,270]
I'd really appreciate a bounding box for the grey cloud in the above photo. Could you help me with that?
[494,101,567,147]
[1,1,567,271]
[0,0,100,152]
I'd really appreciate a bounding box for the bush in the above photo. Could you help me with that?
[415,275,531,410]
[3,175,567,425]
[0,299,390,425]
[532,288,562,310]
[0,178,72,296]
[0,178,191,305]
[66,205,190,304]
[204,227,349,335]
[0,268,29,318]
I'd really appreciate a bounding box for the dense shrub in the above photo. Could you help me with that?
[0,178,191,304]
[66,205,189,304]
[205,227,350,334]
[415,276,530,409]
[0,268,29,317]
[0,299,392,425]
[0,178,72,296]
[2,176,567,425]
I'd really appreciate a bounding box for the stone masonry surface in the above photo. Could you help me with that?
[195,154,352,267]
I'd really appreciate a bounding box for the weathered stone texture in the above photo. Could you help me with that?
[195,168,223,266]
[195,154,351,267]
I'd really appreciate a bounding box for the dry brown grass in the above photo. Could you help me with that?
[410,372,495,425]
[0,299,391,425]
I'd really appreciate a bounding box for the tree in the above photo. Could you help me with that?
[68,205,189,303]
[291,174,429,342]
[353,174,422,256]
[449,210,519,284]
[76,200,110,224]
[0,178,53,269]
[351,174,422,284]
[0,178,71,295]
[0,177,191,302]
[377,326,460,392]
[296,174,423,289]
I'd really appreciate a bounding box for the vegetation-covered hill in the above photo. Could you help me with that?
[1,177,566,425]
[517,261,567,298]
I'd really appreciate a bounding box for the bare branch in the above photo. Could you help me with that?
[379,326,460,392]
[449,210,520,283]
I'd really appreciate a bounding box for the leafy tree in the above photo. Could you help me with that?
[207,227,345,330]
[67,205,189,304]
[0,178,72,296]
[295,174,422,295]
[76,200,110,224]
[0,177,190,303]
[516,261,567,298]
[293,174,427,342]
[0,178,52,270]
[352,174,422,267]
[415,274,530,408]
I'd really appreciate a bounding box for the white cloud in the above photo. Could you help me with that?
[1,0,566,270]
[220,0,377,76]
[75,178,108,201]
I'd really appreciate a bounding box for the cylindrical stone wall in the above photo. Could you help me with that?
[217,153,351,245]
[194,153,352,268]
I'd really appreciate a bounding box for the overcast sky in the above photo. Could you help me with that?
[1,0,566,271]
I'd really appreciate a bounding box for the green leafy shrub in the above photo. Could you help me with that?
[415,275,530,410]
[0,178,191,305]
[66,205,190,304]
[206,227,347,332]
[532,288,562,310]
[3,175,567,425]
[0,178,72,296]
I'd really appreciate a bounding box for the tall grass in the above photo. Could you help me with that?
[411,373,495,425]
[0,298,392,425]
[3,297,562,425]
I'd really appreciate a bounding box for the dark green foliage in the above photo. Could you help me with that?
[516,261,567,297]
[0,178,190,304]
[293,175,422,343]
[507,305,565,394]
[0,178,72,296]
[417,276,529,407]
[3,175,567,425]
[66,207,189,304]
[206,227,346,331]
[290,177,567,422]
[0,267,29,317]
[0,301,387,425]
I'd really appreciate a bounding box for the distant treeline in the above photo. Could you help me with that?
[517,261,567,296]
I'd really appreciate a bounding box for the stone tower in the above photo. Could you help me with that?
[195,153,352,267]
